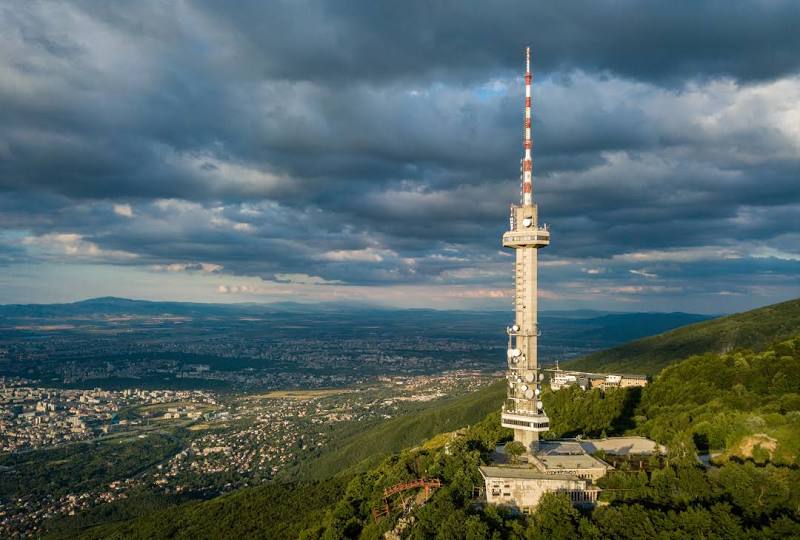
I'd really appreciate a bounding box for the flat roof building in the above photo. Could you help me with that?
[480,466,599,511]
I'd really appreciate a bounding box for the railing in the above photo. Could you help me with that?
[372,478,443,522]
[383,478,442,498]
[502,231,550,247]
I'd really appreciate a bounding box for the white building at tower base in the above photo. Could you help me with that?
[480,439,609,512]
[479,467,599,512]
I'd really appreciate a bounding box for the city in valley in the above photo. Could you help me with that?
[1,369,491,535]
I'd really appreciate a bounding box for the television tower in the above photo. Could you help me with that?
[500,47,550,453]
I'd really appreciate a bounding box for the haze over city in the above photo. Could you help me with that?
[1,1,799,312]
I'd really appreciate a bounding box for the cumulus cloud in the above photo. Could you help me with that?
[151,262,222,273]
[113,204,133,217]
[273,273,343,285]
[22,233,137,260]
[217,284,258,294]
[320,248,393,263]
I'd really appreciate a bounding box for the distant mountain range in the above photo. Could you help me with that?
[0,298,714,366]
[0,296,711,319]
[0,296,350,317]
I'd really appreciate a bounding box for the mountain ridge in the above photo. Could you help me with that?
[567,297,800,375]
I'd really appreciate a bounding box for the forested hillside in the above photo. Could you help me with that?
[549,335,800,464]
[52,479,350,539]
[636,334,800,463]
[567,297,800,374]
[62,332,800,539]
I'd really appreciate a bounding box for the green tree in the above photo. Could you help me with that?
[505,441,526,464]
[464,515,490,540]
[436,509,467,539]
[526,493,581,540]
[667,431,697,466]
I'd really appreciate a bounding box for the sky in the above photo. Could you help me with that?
[1,1,799,312]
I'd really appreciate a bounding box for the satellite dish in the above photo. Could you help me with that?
[538,373,545,381]
[525,389,534,399]
[523,218,532,227]
[521,385,528,392]
[536,400,543,409]
[534,388,541,396]
[511,325,520,332]
[525,373,534,383]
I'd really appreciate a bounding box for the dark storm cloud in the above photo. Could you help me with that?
[195,0,800,85]
[0,0,799,304]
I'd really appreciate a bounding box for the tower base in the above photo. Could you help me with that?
[481,440,611,512]
[514,429,538,455]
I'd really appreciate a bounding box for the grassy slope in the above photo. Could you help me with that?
[66,478,349,540]
[287,380,507,480]
[567,297,800,375]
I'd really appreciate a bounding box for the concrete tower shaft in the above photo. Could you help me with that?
[500,48,550,452]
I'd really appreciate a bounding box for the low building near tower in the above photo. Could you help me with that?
[479,466,599,512]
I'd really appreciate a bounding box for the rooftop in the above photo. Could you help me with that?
[536,440,586,455]
[533,453,607,470]
[479,465,581,481]
[579,436,666,456]
[531,440,611,471]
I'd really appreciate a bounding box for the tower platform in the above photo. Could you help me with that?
[480,463,600,512]
[480,440,610,512]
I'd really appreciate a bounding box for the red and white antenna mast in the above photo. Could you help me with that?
[522,46,533,206]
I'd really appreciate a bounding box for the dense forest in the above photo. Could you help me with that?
[547,335,800,463]
[637,335,800,463]
[63,334,800,539]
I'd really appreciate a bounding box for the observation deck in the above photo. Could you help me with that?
[502,227,550,249]
[501,408,550,432]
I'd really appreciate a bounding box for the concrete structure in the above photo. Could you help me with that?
[578,437,666,456]
[550,369,648,391]
[608,374,648,388]
[479,466,599,511]
[480,52,666,514]
[549,371,579,391]
[500,46,551,453]
[482,48,612,513]
[529,441,610,481]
